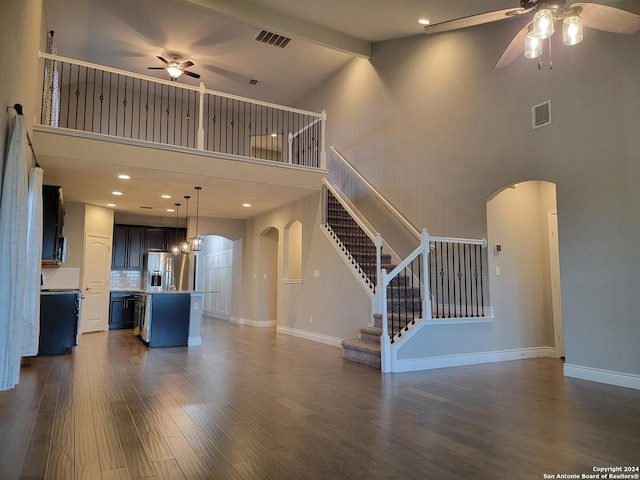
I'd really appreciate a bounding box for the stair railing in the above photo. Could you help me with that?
[323,180,381,292]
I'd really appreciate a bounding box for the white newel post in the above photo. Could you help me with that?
[421,228,432,321]
[287,132,293,165]
[380,267,392,373]
[375,234,383,314]
[197,82,205,151]
[320,110,327,169]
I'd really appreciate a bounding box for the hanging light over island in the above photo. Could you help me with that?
[190,186,203,252]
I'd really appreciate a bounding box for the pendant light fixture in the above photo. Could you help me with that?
[181,196,191,254]
[190,186,203,251]
[171,203,181,256]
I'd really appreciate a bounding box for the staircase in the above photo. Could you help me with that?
[326,191,422,369]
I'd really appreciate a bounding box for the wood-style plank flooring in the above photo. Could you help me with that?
[1,318,639,479]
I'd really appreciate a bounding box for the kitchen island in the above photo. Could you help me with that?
[116,290,203,348]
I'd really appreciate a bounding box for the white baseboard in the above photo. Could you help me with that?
[393,346,556,373]
[229,316,276,328]
[564,364,640,391]
[188,336,202,347]
[276,325,343,348]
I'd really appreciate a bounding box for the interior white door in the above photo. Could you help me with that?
[548,210,565,358]
[81,233,112,333]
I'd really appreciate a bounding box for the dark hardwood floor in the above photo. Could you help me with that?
[1,319,639,479]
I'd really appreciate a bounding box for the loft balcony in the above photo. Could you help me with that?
[33,53,327,218]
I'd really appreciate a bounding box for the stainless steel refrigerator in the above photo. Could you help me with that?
[142,252,190,291]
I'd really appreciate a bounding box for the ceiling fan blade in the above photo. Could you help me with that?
[157,55,170,65]
[495,22,531,69]
[573,3,640,35]
[183,71,201,79]
[147,67,165,70]
[180,60,194,69]
[424,7,532,35]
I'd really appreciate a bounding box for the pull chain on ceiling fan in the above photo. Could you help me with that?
[424,0,640,69]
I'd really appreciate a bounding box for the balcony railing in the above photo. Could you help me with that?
[40,52,326,169]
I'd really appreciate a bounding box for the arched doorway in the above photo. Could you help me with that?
[486,180,564,357]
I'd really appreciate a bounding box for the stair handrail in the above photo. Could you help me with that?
[330,147,421,240]
[429,235,488,247]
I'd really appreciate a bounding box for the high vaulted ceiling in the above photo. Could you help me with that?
[45,0,529,106]
[40,0,633,220]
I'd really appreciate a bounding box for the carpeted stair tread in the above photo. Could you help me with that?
[360,326,382,337]
[341,338,381,354]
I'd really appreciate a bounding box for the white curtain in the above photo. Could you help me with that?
[0,115,30,390]
[23,167,43,356]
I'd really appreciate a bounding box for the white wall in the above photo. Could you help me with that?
[298,20,640,377]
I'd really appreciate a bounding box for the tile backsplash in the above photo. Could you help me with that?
[110,270,142,291]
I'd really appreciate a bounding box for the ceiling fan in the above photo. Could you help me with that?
[424,0,640,69]
[148,55,201,81]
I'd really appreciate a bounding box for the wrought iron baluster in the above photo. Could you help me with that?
[479,244,485,316]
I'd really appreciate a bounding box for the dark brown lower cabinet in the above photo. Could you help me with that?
[109,292,136,330]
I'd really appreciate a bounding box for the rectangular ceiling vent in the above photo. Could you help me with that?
[532,100,552,129]
[255,30,291,48]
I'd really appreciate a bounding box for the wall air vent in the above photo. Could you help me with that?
[255,30,291,48]
[532,100,552,129]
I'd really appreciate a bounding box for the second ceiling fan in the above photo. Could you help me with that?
[424,0,640,69]
[148,54,201,81]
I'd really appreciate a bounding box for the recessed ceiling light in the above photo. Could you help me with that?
[161,194,171,199]
[242,203,252,208]
[167,208,175,213]
[112,191,123,196]
[107,203,116,207]
[418,18,430,25]
[118,174,131,180]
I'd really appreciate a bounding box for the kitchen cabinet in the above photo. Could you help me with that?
[138,293,190,347]
[145,227,167,251]
[112,225,185,270]
[109,292,136,329]
[39,290,80,355]
[112,225,144,270]
[42,185,65,265]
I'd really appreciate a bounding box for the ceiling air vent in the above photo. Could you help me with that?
[532,100,552,129]
[255,30,291,48]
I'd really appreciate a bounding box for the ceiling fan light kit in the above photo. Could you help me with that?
[525,31,544,58]
[423,0,640,69]
[166,63,183,79]
[533,8,555,39]
[563,15,584,45]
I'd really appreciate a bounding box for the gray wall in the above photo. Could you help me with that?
[0,0,43,173]
[487,181,557,349]
[299,20,640,375]
[244,192,370,340]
